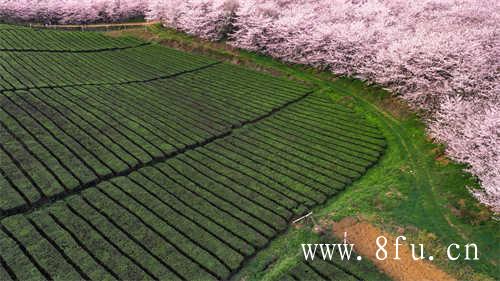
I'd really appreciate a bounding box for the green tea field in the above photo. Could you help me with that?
[0,25,388,280]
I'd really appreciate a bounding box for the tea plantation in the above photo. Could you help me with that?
[0,25,386,280]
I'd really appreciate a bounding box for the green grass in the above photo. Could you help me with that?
[128,24,500,280]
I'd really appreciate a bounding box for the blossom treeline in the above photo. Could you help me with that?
[147,0,499,210]
[0,0,147,24]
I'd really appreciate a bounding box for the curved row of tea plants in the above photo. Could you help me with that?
[0,45,220,91]
[277,256,390,281]
[0,27,145,51]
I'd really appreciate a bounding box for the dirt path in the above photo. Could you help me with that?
[331,217,455,281]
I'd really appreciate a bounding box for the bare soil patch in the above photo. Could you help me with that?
[331,217,455,281]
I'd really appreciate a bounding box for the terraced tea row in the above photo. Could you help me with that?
[277,256,390,281]
[0,62,310,214]
[0,24,27,30]
[1,93,385,280]
[0,44,220,91]
[0,27,146,51]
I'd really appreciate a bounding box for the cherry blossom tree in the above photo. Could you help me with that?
[146,0,238,40]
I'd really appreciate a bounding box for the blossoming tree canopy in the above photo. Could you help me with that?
[0,0,147,24]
